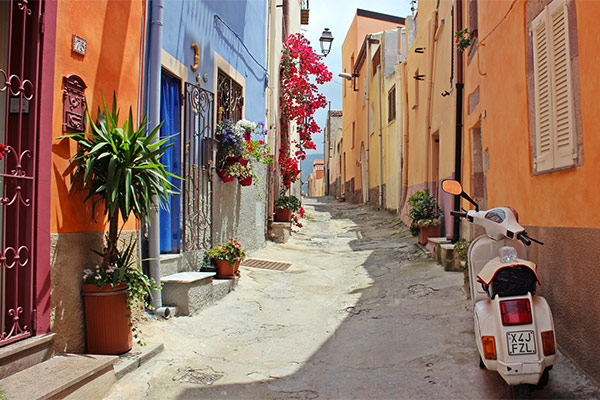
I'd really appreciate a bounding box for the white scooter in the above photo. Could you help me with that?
[441,179,556,398]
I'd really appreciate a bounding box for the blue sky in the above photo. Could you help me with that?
[303,0,413,155]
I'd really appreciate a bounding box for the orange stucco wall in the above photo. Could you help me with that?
[341,13,405,200]
[464,0,600,229]
[51,0,144,234]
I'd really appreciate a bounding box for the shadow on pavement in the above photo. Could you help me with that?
[175,197,596,400]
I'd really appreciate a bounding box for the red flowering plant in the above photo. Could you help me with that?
[0,144,9,160]
[279,33,332,191]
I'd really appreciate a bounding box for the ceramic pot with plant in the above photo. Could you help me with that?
[225,162,252,186]
[61,93,176,354]
[408,189,442,245]
[206,238,246,279]
[274,195,301,222]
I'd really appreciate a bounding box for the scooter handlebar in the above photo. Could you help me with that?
[517,232,532,246]
[451,210,468,218]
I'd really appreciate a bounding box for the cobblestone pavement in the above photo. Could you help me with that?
[105,197,600,399]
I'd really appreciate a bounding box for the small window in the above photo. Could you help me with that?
[388,86,396,123]
[217,69,243,122]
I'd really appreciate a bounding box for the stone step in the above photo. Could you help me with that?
[0,333,56,379]
[113,342,164,380]
[161,271,237,316]
[0,353,117,400]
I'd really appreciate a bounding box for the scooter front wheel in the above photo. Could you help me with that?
[510,384,531,399]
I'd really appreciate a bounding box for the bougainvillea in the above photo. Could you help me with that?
[279,33,332,190]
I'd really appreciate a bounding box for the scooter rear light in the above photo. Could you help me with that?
[500,299,532,325]
[482,336,497,360]
[542,330,556,356]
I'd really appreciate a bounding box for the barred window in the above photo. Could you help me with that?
[217,69,243,122]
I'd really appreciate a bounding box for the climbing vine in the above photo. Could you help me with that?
[279,33,332,190]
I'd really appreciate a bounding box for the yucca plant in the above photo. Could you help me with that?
[62,92,177,281]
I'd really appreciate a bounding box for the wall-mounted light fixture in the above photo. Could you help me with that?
[319,28,334,57]
[339,72,358,92]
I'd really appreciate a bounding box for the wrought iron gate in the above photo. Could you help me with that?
[0,0,42,347]
[183,83,214,260]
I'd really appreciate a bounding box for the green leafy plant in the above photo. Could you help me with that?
[225,162,250,179]
[408,189,441,234]
[206,238,247,265]
[274,195,301,213]
[454,238,472,271]
[61,92,177,325]
[455,28,473,52]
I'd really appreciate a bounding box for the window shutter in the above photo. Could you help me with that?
[532,11,553,172]
[549,0,576,169]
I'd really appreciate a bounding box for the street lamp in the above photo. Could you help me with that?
[319,28,333,57]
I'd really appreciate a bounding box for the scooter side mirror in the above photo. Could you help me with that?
[441,179,463,195]
[441,178,480,211]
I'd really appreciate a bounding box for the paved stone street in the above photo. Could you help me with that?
[105,198,600,399]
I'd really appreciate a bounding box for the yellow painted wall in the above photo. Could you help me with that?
[341,13,406,201]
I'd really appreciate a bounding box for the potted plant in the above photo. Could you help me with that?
[274,194,301,223]
[205,238,246,279]
[225,162,252,186]
[215,119,245,173]
[408,189,442,245]
[454,238,472,298]
[62,93,176,354]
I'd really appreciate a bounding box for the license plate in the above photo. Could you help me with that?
[506,330,537,355]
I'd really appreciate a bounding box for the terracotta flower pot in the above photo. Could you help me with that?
[81,283,132,355]
[274,208,292,222]
[417,225,441,245]
[239,176,252,186]
[217,169,235,183]
[215,259,239,279]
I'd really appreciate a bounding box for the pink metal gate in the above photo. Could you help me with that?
[0,0,42,347]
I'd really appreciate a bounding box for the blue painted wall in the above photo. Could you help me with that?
[162,0,267,122]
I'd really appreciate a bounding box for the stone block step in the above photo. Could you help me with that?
[0,333,56,379]
[113,342,164,380]
[0,353,117,400]
[161,271,237,316]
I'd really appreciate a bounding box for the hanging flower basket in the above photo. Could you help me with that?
[239,176,252,186]
[217,169,235,183]
[226,156,248,167]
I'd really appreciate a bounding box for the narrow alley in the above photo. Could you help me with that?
[105,198,600,400]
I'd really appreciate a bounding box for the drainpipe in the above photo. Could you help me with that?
[146,0,170,318]
[425,10,438,188]
[453,0,465,243]
[377,64,383,209]
[365,35,371,204]
[401,61,410,209]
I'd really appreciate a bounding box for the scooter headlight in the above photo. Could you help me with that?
[499,246,518,263]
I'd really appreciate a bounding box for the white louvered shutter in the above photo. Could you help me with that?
[532,10,553,172]
[548,0,576,169]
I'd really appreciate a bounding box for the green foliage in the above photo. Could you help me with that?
[408,189,441,228]
[455,28,473,52]
[206,238,247,265]
[225,162,251,179]
[63,92,177,234]
[274,195,301,213]
[454,238,473,271]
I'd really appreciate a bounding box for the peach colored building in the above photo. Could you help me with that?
[461,0,600,383]
[341,9,405,204]
[307,159,324,197]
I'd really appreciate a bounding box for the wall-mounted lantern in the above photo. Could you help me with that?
[319,28,334,57]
